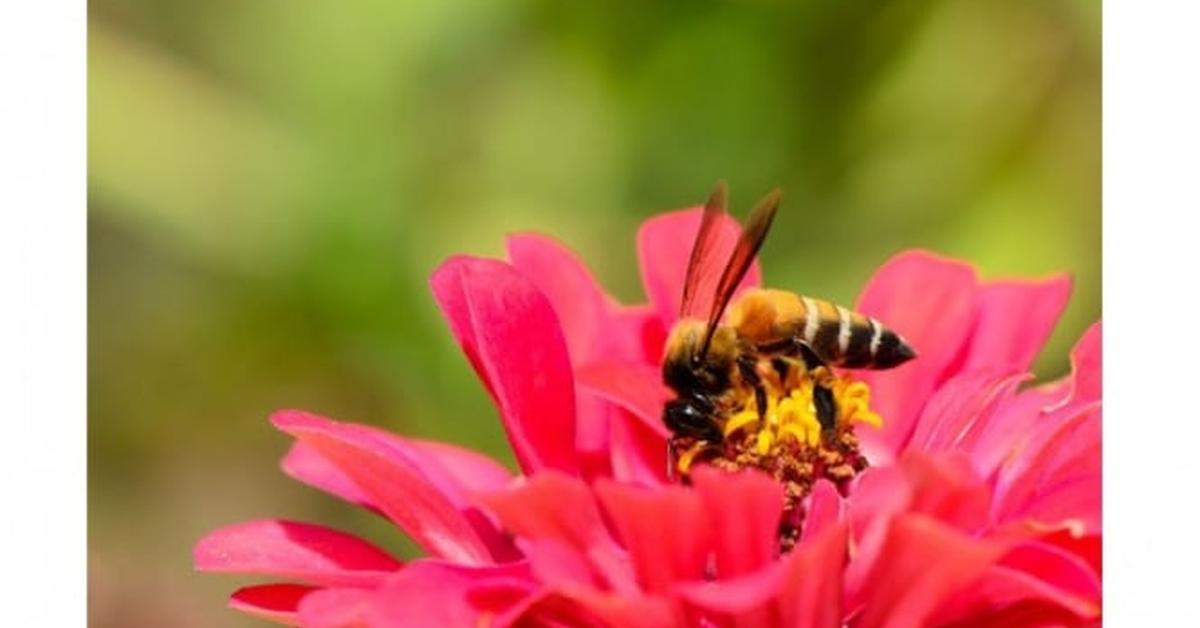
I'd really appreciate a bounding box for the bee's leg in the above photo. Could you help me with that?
[776,339,840,435]
[666,439,678,482]
[812,382,837,433]
[737,354,768,418]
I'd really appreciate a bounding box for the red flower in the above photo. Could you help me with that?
[195,208,1100,627]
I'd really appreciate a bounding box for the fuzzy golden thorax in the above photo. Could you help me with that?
[662,319,743,395]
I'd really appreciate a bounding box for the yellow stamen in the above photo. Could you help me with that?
[755,429,774,455]
[724,408,760,437]
[676,440,714,474]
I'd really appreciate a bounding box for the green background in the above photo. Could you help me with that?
[88,1,1099,625]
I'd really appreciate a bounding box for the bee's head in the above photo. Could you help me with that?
[662,318,739,394]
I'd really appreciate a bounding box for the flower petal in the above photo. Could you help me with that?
[1065,321,1101,405]
[690,466,783,578]
[967,383,1065,479]
[846,454,993,604]
[272,410,495,565]
[430,256,578,474]
[506,233,613,365]
[401,437,516,503]
[637,207,761,328]
[281,441,380,514]
[899,452,992,532]
[294,587,372,628]
[907,370,1028,457]
[800,479,844,544]
[609,304,669,365]
[855,250,979,461]
[544,589,679,628]
[283,435,514,513]
[853,514,1004,628]
[299,561,538,628]
[229,584,317,625]
[595,479,714,594]
[609,409,669,486]
[576,360,672,438]
[961,276,1072,373]
[930,541,1101,625]
[478,472,636,594]
[194,519,402,587]
[673,523,848,628]
[779,523,849,628]
[992,404,1100,530]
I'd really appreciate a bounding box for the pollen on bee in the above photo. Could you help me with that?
[672,368,882,552]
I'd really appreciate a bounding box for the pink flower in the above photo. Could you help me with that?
[195,207,1100,627]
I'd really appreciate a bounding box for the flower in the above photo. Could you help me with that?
[195,207,1101,627]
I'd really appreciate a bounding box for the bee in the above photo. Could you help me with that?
[661,182,917,454]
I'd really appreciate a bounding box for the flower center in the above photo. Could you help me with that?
[674,366,882,551]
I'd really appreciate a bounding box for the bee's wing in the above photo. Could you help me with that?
[699,188,781,356]
[680,181,734,318]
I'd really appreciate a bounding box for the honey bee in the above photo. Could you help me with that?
[661,182,916,455]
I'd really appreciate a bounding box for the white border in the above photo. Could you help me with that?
[0,2,87,624]
[1105,1,1200,623]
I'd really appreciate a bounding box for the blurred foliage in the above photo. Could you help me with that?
[88,1,1099,625]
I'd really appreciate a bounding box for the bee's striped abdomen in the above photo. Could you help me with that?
[798,296,915,370]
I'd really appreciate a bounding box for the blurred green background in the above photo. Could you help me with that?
[88,1,1099,626]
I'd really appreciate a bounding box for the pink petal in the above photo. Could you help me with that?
[936,602,1097,628]
[506,233,613,365]
[961,276,1072,373]
[845,455,993,604]
[295,587,372,628]
[899,452,992,532]
[573,392,618,481]
[608,304,669,365]
[574,391,615,477]
[674,523,848,628]
[800,479,844,544]
[281,441,380,514]
[547,589,679,628]
[998,541,1101,616]
[195,519,402,587]
[853,514,1004,628]
[690,466,783,578]
[609,409,669,486]
[1065,322,1101,404]
[673,561,787,615]
[931,541,1101,625]
[992,404,1100,529]
[229,584,316,625]
[637,207,761,328]
[400,437,516,504]
[968,384,1066,479]
[907,370,1028,458]
[300,562,537,628]
[855,250,980,461]
[430,256,578,475]
[283,435,515,514]
[576,360,672,438]
[478,472,636,594]
[281,422,521,562]
[516,538,596,589]
[595,479,714,594]
[779,523,849,628]
[272,410,495,565]
[1013,474,1102,536]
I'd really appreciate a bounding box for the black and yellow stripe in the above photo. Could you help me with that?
[797,296,915,369]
